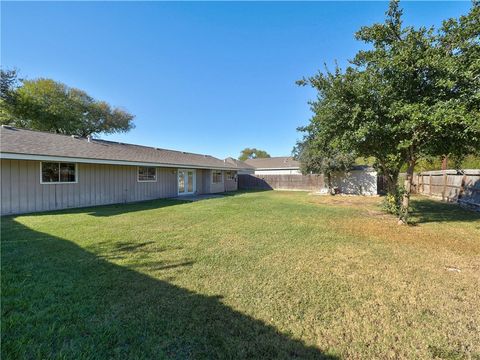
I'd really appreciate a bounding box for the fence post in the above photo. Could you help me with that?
[428,174,432,196]
[458,173,467,200]
[442,171,447,201]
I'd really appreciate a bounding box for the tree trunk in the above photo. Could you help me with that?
[379,162,399,195]
[386,170,399,195]
[327,173,333,194]
[398,158,415,224]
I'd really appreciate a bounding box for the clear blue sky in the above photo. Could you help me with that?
[1,1,471,159]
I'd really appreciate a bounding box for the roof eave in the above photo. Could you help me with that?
[0,152,239,171]
[255,167,300,170]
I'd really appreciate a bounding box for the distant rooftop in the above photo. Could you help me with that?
[244,156,300,169]
[244,156,375,172]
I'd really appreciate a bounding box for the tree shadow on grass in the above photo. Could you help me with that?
[1,218,337,359]
[409,197,480,225]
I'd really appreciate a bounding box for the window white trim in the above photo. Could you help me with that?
[225,171,236,181]
[40,162,78,184]
[137,166,157,182]
[212,170,223,184]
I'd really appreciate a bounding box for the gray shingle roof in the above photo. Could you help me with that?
[223,157,255,170]
[0,126,238,170]
[244,156,300,169]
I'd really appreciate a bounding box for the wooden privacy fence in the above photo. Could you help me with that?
[413,169,480,210]
[238,174,325,191]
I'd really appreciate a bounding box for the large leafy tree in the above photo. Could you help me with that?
[298,0,480,223]
[238,148,271,161]
[297,66,405,195]
[0,74,135,137]
[354,0,479,222]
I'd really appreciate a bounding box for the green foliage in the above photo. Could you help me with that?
[238,148,271,161]
[355,157,376,166]
[0,73,135,136]
[382,186,405,215]
[459,154,480,169]
[0,69,19,103]
[0,69,21,123]
[297,0,480,221]
[293,132,355,189]
[400,154,480,172]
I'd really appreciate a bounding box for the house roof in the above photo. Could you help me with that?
[0,126,238,170]
[244,156,300,170]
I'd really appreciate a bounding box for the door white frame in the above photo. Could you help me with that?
[177,169,196,195]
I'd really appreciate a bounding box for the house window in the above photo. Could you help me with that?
[212,170,223,183]
[138,167,157,182]
[41,162,77,183]
[225,171,235,181]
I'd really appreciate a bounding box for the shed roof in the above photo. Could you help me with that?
[0,126,238,170]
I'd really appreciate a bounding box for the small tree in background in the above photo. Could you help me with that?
[0,72,135,137]
[239,148,271,161]
[293,134,355,193]
[0,69,21,123]
[0,69,19,103]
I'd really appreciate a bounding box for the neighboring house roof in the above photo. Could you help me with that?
[244,156,376,172]
[223,157,255,170]
[244,156,300,170]
[0,126,238,170]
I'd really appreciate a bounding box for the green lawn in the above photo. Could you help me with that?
[2,191,479,359]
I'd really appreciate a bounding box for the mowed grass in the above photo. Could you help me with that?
[2,191,479,359]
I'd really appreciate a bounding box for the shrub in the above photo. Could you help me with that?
[382,187,405,215]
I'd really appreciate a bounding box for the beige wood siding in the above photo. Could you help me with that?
[209,170,224,193]
[225,171,238,191]
[1,160,178,215]
[201,170,211,194]
[202,170,238,193]
[196,169,205,194]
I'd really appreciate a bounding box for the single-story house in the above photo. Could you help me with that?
[240,156,378,195]
[0,126,242,215]
[244,157,301,175]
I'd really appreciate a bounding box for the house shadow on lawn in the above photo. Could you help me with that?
[14,198,191,219]
[409,197,480,225]
[84,198,190,217]
[1,218,336,359]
